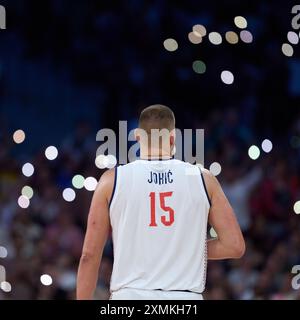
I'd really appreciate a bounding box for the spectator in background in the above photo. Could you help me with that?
[222,163,262,232]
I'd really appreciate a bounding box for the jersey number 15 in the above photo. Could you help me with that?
[149,191,174,227]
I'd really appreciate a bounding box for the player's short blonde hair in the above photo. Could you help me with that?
[138,104,175,134]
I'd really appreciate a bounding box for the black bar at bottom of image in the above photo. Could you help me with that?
[0,300,296,319]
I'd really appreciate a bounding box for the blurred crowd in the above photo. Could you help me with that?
[0,0,300,300]
[204,110,300,300]
[1,108,300,300]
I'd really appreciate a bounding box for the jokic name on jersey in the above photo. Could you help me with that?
[148,170,173,184]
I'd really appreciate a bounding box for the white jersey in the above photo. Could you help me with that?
[109,158,210,296]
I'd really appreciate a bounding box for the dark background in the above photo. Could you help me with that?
[0,0,300,299]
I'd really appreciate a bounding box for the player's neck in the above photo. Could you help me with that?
[140,148,172,160]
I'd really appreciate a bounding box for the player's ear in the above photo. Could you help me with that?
[170,129,176,147]
[135,128,149,143]
[134,128,140,142]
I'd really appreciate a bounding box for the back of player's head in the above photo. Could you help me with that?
[139,104,175,133]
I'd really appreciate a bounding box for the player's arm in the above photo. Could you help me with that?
[202,169,246,260]
[76,169,114,300]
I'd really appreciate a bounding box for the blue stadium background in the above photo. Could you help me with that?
[0,0,300,299]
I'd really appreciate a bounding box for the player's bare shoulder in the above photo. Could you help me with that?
[198,167,217,200]
[97,168,116,202]
[100,168,115,183]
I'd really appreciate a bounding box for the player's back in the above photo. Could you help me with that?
[109,158,210,299]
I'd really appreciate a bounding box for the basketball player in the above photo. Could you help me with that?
[77,105,245,300]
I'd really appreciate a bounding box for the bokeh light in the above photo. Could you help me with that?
[0,246,8,258]
[248,145,260,160]
[188,32,202,44]
[282,43,293,57]
[209,162,222,176]
[261,139,273,153]
[45,146,58,160]
[84,177,98,191]
[18,195,30,209]
[287,31,299,45]
[193,24,207,37]
[192,60,206,74]
[95,154,117,169]
[221,70,234,85]
[13,129,25,144]
[1,281,12,293]
[234,16,247,29]
[72,175,85,189]
[22,162,35,177]
[163,38,178,52]
[106,155,117,169]
[208,32,222,45]
[240,30,253,43]
[225,31,239,44]
[40,274,53,286]
[294,201,300,214]
[62,188,76,202]
[21,186,34,199]
[210,227,218,238]
[95,155,108,169]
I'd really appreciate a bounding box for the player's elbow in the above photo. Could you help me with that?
[230,236,246,258]
[80,251,96,264]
